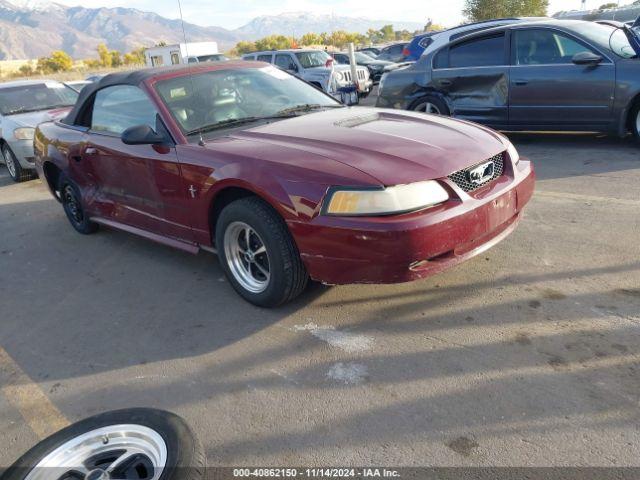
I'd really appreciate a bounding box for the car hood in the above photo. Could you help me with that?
[230,107,508,186]
[364,59,394,67]
[8,107,72,128]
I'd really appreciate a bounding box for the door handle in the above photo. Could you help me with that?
[84,147,98,155]
[438,79,453,86]
[513,79,528,86]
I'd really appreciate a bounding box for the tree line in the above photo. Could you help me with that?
[12,44,146,78]
[229,23,444,55]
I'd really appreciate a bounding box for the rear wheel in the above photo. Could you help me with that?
[58,174,98,235]
[410,96,450,116]
[2,144,33,183]
[2,408,204,480]
[216,196,308,307]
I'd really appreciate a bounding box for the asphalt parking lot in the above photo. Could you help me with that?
[1,108,639,467]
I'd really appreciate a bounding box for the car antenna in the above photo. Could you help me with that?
[177,0,206,147]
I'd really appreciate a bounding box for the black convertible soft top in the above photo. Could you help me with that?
[62,68,158,126]
[63,62,260,126]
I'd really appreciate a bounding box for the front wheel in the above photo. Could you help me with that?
[630,102,640,141]
[1,408,205,480]
[216,197,308,307]
[409,96,450,116]
[2,144,33,183]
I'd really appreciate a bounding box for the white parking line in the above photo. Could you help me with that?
[0,347,69,439]
[535,190,640,206]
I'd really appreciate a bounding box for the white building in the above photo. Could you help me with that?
[144,42,220,67]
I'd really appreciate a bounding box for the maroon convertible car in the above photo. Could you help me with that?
[34,62,535,307]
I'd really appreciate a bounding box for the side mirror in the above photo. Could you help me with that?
[572,51,603,66]
[121,125,167,146]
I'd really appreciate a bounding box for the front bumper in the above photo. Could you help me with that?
[289,160,535,285]
[6,139,36,170]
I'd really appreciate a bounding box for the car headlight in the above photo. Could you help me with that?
[14,127,35,140]
[334,72,344,82]
[323,181,449,216]
[506,141,520,165]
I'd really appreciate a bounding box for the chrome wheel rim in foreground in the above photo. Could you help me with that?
[223,221,271,293]
[3,149,16,178]
[63,185,83,224]
[636,110,640,135]
[25,424,167,480]
[415,102,441,115]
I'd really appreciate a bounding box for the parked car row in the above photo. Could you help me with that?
[329,51,395,82]
[242,49,373,103]
[377,19,640,138]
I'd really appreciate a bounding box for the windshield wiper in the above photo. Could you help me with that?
[276,104,344,115]
[185,113,298,136]
[4,104,73,116]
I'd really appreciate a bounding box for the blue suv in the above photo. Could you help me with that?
[403,32,437,62]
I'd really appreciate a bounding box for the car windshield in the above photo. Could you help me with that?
[197,54,228,62]
[295,51,331,68]
[0,82,78,115]
[354,52,373,63]
[155,66,342,136]
[570,23,637,58]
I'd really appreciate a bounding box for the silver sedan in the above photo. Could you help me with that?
[0,80,77,182]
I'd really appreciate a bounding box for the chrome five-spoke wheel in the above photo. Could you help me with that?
[4,148,17,178]
[223,221,270,293]
[414,101,442,114]
[25,425,167,480]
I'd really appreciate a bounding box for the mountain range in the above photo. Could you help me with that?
[0,1,425,60]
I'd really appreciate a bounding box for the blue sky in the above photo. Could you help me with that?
[48,0,617,28]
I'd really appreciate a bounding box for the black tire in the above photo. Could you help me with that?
[58,173,99,235]
[2,144,34,183]
[629,101,640,141]
[215,196,308,307]
[409,95,450,116]
[1,408,205,480]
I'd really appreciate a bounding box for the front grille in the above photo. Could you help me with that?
[448,152,505,193]
[357,69,366,80]
[343,71,352,82]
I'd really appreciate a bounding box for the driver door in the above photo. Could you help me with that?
[81,85,192,241]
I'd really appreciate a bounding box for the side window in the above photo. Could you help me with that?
[257,54,273,63]
[243,55,255,61]
[274,54,296,70]
[418,37,433,49]
[333,54,348,64]
[170,52,180,65]
[91,85,159,136]
[515,29,595,65]
[187,57,198,64]
[433,48,448,69]
[449,34,505,68]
